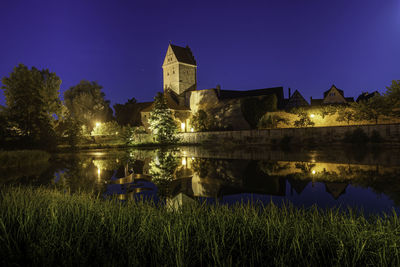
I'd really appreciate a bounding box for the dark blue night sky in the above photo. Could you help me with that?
[1,0,399,108]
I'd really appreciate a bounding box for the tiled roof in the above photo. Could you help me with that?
[170,44,196,65]
[216,87,285,108]
[140,91,190,112]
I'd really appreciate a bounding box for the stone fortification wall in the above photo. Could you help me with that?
[178,123,400,145]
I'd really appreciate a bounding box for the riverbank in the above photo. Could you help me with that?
[1,186,399,266]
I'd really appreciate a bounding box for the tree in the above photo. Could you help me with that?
[257,113,288,129]
[113,97,143,126]
[352,94,387,124]
[64,80,113,130]
[91,121,121,136]
[316,105,337,119]
[293,107,315,127]
[148,93,178,143]
[1,64,62,147]
[385,80,400,118]
[336,107,355,125]
[241,94,277,128]
[191,109,210,131]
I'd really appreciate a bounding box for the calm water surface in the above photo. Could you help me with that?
[2,146,400,214]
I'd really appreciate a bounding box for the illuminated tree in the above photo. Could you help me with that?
[191,109,210,131]
[352,94,387,124]
[91,121,121,136]
[385,80,400,117]
[258,113,288,129]
[148,92,178,143]
[293,108,315,127]
[64,80,113,130]
[1,64,62,147]
[336,107,355,125]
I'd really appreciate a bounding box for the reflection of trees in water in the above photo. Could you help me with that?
[149,150,179,197]
[54,154,110,193]
[258,161,290,175]
[295,162,316,174]
[192,158,245,185]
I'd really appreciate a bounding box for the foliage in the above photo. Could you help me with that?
[336,106,356,125]
[91,121,121,136]
[1,64,62,147]
[149,150,179,196]
[293,108,315,127]
[316,105,337,119]
[148,92,179,143]
[64,80,113,130]
[191,109,211,131]
[257,113,288,129]
[385,80,400,117]
[343,128,369,145]
[123,126,148,145]
[351,94,387,124]
[241,95,277,128]
[113,97,143,126]
[2,186,400,266]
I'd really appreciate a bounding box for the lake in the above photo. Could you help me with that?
[2,146,400,214]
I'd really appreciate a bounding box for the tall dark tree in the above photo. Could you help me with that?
[114,97,143,126]
[64,80,113,130]
[241,95,277,128]
[1,64,62,147]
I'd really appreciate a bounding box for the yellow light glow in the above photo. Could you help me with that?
[310,114,315,118]
[190,128,194,132]
[181,122,186,131]
[95,122,101,127]
[182,158,187,166]
[312,170,316,175]
[97,168,101,175]
[115,132,118,135]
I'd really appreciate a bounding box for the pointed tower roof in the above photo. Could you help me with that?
[169,44,196,65]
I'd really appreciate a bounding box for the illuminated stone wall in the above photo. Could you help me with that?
[178,123,400,145]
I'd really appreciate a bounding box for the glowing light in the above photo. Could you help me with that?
[181,122,186,131]
[312,170,316,175]
[95,122,101,127]
[182,158,187,166]
[115,132,118,135]
[97,168,101,175]
[190,128,194,132]
[310,114,315,118]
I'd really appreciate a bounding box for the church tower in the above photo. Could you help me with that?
[162,44,197,95]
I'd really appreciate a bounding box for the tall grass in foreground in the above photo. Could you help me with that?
[0,150,50,169]
[1,187,399,267]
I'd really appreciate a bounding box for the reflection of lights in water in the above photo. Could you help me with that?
[182,158,187,166]
[310,114,315,118]
[190,128,194,132]
[312,170,316,174]
[116,159,119,163]
[191,157,195,160]
[181,122,186,131]
[97,168,101,181]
